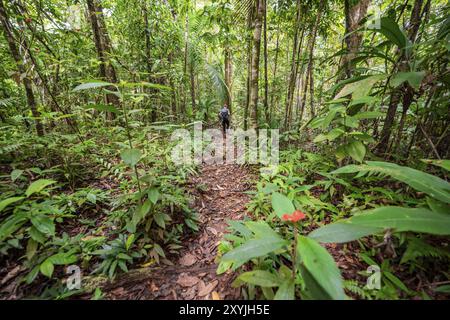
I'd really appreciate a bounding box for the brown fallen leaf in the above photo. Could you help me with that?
[1,266,22,285]
[179,253,197,267]
[212,291,221,300]
[198,280,219,297]
[206,227,218,236]
[177,274,200,287]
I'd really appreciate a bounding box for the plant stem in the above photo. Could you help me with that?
[292,224,298,280]
[121,92,142,194]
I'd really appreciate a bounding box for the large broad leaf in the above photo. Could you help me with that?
[271,192,295,219]
[335,75,386,100]
[0,213,28,242]
[308,222,383,243]
[274,279,295,300]
[373,17,409,50]
[72,81,114,92]
[120,148,142,167]
[0,197,25,212]
[25,179,56,197]
[237,270,281,287]
[30,215,55,236]
[222,222,288,269]
[332,161,450,204]
[40,259,54,278]
[391,72,426,90]
[314,128,345,143]
[309,207,450,244]
[343,140,366,163]
[297,236,347,300]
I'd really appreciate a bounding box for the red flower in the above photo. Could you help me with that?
[282,210,306,222]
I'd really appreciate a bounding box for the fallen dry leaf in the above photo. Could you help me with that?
[179,253,197,267]
[212,291,221,300]
[198,280,218,297]
[176,274,200,287]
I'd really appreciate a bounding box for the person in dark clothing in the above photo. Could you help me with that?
[218,104,230,134]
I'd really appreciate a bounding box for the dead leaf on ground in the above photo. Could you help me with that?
[198,280,218,297]
[176,274,200,287]
[179,253,197,267]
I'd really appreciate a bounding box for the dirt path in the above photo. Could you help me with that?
[106,163,255,300]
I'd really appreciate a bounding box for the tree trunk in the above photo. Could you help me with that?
[299,0,324,121]
[341,0,371,79]
[86,0,120,119]
[376,0,424,155]
[263,0,269,125]
[249,0,264,128]
[284,0,302,129]
[0,0,43,136]
[224,47,232,112]
[189,62,196,112]
[269,22,280,123]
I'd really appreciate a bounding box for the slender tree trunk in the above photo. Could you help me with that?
[249,0,264,128]
[376,0,424,155]
[284,0,302,129]
[189,62,196,112]
[305,0,324,118]
[269,22,280,122]
[224,47,232,112]
[0,0,43,136]
[86,0,119,119]
[244,15,253,131]
[263,0,269,125]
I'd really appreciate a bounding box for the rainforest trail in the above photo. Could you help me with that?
[104,163,255,300]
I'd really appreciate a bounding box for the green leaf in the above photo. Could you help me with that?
[26,238,38,260]
[237,270,281,287]
[49,252,78,265]
[314,128,345,143]
[421,159,450,172]
[335,75,386,100]
[0,197,25,212]
[271,192,295,219]
[154,213,166,229]
[0,213,28,242]
[343,140,366,163]
[309,207,450,243]
[83,103,119,114]
[40,259,54,278]
[148,188,160,205]
[222,222,288,269]
[120,148,142,167]
[333,161,450,203]
[25,179,56,197]
[298,236,347,300]
[73,81,114,92]
[353,111,384,120]
[11,169,24,182]
[373,17,409,50]
[31,215,55,236]
[391,72,425,90]
[274,279,295,300]
[427,197,449,215]
[29,226,46,244]
[125,234,135,250]
[308,222,383,243]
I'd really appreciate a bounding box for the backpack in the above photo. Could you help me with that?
[220,108,229,121]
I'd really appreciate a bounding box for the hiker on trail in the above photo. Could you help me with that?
[218,104,230,134]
